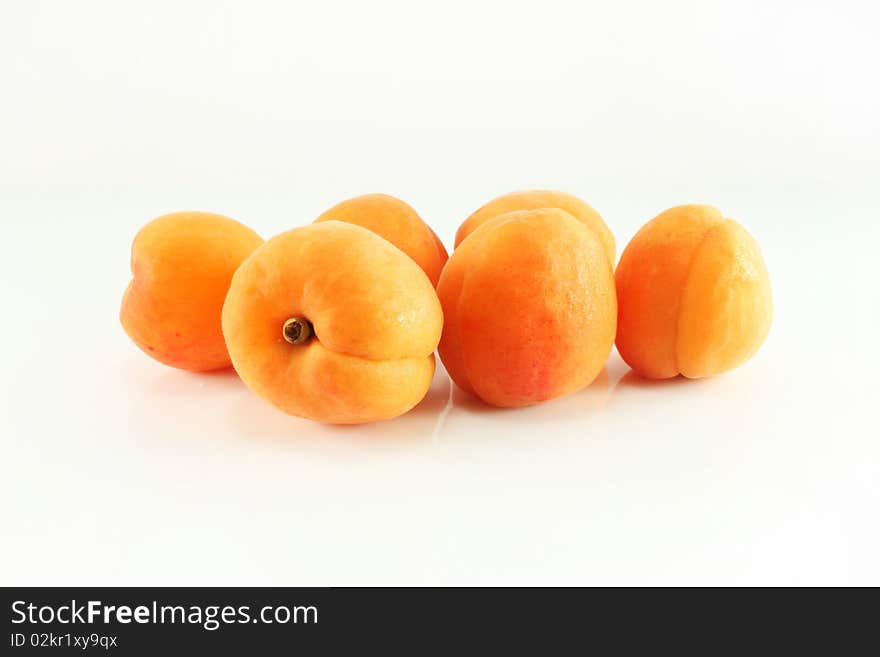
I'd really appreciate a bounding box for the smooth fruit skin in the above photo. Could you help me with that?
[438,208,617,408]
[454,190,616,267]
[314,193,448,286]
[120,211,263,371]
[222,221,442,424]
[615,205,773,379]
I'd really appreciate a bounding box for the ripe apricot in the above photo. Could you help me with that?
[455,190,616,266]
[222,221,442,424]
[120,211,263,371]
[313,193,448,286]
[615,204,772,379]
[438,208,616,408]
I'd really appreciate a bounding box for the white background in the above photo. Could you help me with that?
[1,0,878,585]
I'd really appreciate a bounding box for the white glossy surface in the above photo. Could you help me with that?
[1,0,878,585]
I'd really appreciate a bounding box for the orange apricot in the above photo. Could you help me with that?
[314,193,448,286]
[455,190,616,266]
[615,204,772,379]
[120,211,263,371]
[222,221,442,424]
[438,208,616,408]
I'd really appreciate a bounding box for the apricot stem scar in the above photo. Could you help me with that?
[282,317,313,345]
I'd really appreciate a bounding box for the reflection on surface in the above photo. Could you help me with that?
[145,365,243,397]
[132,356,635,458]
[226,365,453,456]
[605,364,733,420]
[220,362,616,454]
[611,368,726,393]
[435,366,612,440]
[614,369,695,389]
[449,367,610,416]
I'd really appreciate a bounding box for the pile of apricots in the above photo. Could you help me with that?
[121,191,772,424]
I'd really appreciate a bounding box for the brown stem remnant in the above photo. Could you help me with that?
[282,317,313,345]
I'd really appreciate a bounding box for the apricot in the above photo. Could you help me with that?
[455,189,616,266]
[121,211,263,371]
[222,221,442,424]
[615,204,772,379]
[313,193,448,286]
[438,208,616,408]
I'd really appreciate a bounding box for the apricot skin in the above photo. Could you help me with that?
[615,205,772,379]
[120,211,263,372]
[454,190,616,267]
[438,208,617,408]
[222,221,442,424]
[314,193,448,286]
